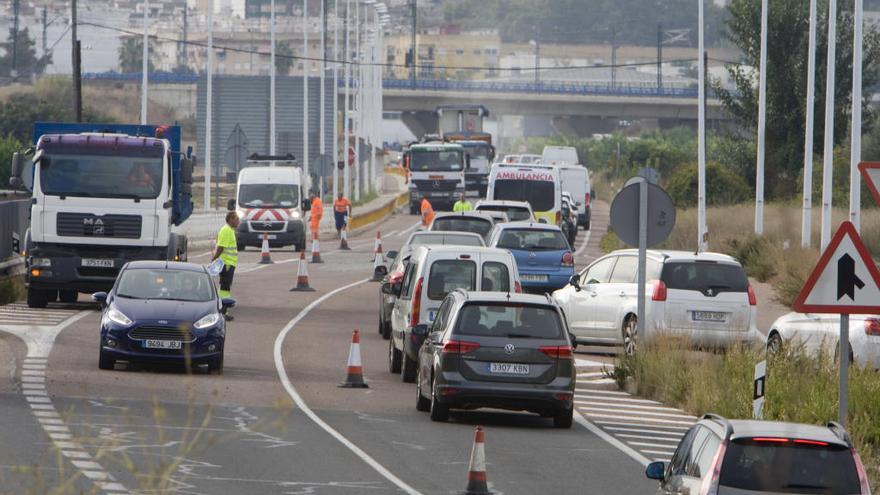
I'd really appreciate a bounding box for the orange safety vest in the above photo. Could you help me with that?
[334,198,351,213]
[310,198,323,225]
[421,198,435,226]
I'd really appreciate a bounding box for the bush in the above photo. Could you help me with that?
[600,229,622,253]
[724,234,780,282]
[665,161,752,208]
[0,134,23,187]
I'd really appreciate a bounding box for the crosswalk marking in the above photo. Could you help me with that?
[0,302,83,327]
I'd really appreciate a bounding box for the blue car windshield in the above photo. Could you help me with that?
[496,229,568,251]
[116,269,214,302]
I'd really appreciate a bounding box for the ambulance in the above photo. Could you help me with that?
[486,163,562,225]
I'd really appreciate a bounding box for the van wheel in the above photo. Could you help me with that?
[388,338,402,373]
[553,407,574,429]
[622,315,638,356]
[27,288,50,308]
[416,368,431,412]
[401,353,417,383]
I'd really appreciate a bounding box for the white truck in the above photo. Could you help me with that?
[403,142,466,214]
[226,155,312,252]
[10,123,194,308]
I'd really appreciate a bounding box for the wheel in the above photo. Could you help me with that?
[98,349,115,370]
[409,204,419,215]
[553,407,574,429]
[415,368,431,412]
[388,338,402,373]
[401,352,417,383]
[429,378,449,422]
[208,353,224,375]
[378,314,385,335]
[59,290,78,303]
[26,287,50,308]
[237,242,246,252]
[583,219,591,231]
[622,315,638,356]
[380,315,392,340]
[767,332,783,355]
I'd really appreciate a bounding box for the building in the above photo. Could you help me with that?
[385,32,501,80]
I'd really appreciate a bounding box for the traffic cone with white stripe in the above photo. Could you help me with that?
[338,329,368,388]
[259,233,274,264]
[310,239,323,263]
[339,224,351,250]
[372,231,384,261]
[371,250,387,282]
[290,250,315,292]
[463,426,490,494]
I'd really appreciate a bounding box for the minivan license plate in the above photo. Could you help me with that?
[143,340,182,350]
[488,362,530,375]
[81,258,114,268]
[692,311,728,322]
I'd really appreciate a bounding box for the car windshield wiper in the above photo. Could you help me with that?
[115,293,138,299]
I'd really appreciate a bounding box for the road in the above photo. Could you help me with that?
[0,206,656,494]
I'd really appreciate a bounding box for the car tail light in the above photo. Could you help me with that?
[409,277,423,327]
[514,281,522,293]
[584,192,591,207]
[751,437,789,443]
[555,211,561,225]
[699,439,728,495]
[561,252,574,267]
[651,280,667,302]
[748,285,757,306]
[793,439,829,446]
[540,345,573,360]
[864,318,880,336]
[441,340,480,355]
[853,449,872,495]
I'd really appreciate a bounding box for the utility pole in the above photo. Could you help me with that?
[821,0,838,250]
[320,0,326,198]
[344,0,351,200]
[332,0,339,199]
[755,0,768,234]
[180,5,188,70]
[656,24,662,91]
[533,24,540,85]
[850,0,864,231]
[141,0,150,125]
[802,0,818,247]
[12,0,19,77]
[270,0,276,155]
[611,27,617,89]
[409,0,417,87]
[71,0,82,122]
[42,7,48,58]
[697,0,707,251]
[205,0,214,210]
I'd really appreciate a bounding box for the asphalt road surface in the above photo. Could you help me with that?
[0,206,656,494]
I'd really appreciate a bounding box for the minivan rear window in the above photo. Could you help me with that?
[497,229,568,251]
[718,439,860,494]
[660,262,748,294]
[477,205,531,221]
[431,218,493,238]
[454,303,563,339]
[409,233,484,247]
[427,260,476,300]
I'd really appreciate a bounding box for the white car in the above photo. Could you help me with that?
[767,312,880,368]
[474,199,535,222]
[552,250,761,354]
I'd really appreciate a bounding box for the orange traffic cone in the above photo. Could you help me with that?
[374,231,384,258]
[290,250,315,292]
[259,233,274,264]
[310,239,323,263]
[338,329,368,388]
[371,250,387,282]
[464,426,490,494]
[339,224,351,250]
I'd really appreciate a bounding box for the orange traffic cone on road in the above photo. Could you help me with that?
[463,426,490,494]
[374,231,384,259]
[259,233,274,264]
[371,250,387,282]
[290,250,315,292]
[339,225,351,250]
[338,329,368,388]
[310,239,324,263]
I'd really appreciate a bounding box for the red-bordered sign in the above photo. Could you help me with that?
[858,161,880,205]
[793,221,880,314]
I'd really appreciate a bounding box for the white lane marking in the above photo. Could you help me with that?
[574,400,686,413]
[629,441,681,449]
[617,434,682,443]
[592,414,695,426]
[578,406,696,420]
[578,378,617,385]
[189,251,213,259]
[643,449,677,456]
[576,372,607,378]
[273,278,422,495]
[604,426,687,436]
[574,226,592,257]
[62,450,92,459]
[574,394,662,405]
[573,388,629,396]
[574,410,651,467]
[575,358,612,367]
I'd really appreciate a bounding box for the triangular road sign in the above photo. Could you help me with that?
[793,221,880,314]
[859,161,880,206]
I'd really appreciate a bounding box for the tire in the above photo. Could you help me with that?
[767,332,783,355]
[584,219,591,231]
[415,368,431,412]
[388,338,402,373]
[553,407,574,429]
[208,353,224,375]
[237,242,246,252]
[429,378,449,422]
[98,349,115,370]
[380,315,392,340]
[409,204,419,216]
[59,290,78,303]
[27,287,50,309]
[622,315,638,356]
[401,352,417,383]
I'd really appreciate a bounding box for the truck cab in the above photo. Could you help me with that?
[404,142,466,214]
[457,140,495,198]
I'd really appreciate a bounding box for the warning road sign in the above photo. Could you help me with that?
[793,221,880,314]
[859,162,880,206]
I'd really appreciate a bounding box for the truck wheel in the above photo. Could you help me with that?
[59,290,78,303]
[388,339,402,373]
[27,288,50,308]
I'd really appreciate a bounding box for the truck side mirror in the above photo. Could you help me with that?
[180,156,194,184]
[227,198,236,211]
[465,154,471,170]
[10,152,23,189]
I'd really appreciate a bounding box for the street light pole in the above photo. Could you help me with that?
[821,0,838,250]
[344,0,351,200]
[141,0,149,125]
[850,0,864,231]
[697,0,707,251]
[303,0,310,193]
[204,0,214,210]
[333,0,339,199]
[270,0,276,155]
[802,0,818,247]
[320,0,326,198]
[354,0,360,201]
[755,0,768,234]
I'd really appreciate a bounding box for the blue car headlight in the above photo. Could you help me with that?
[105,307,132,327]
[194,313,221,329]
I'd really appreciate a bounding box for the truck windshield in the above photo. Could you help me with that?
[40,154,163,199]
[239,184,300,208]
[410,150,463,172]
[493,179,555,211]
[463,146,490,159]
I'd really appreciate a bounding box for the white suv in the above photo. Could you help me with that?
[552,250,760,354]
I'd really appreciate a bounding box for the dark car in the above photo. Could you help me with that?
[415,290,576,428]
[93,261,235,374]
[646,414,872,495]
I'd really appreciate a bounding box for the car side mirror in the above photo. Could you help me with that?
[645,461,666,481]
[387,250,398,260]
[411,324,430,337]
[227,198,236,211]
[381,282,400,295]
[568,274,581,292]
[221,298,236,309]
[91,292,108,304]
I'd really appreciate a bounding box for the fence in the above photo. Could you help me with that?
[0,199,29,261]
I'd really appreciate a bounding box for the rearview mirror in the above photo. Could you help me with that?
[381,282,401,296]
[428,331,442,343]
[9,152,23,189]
[387,250,398,260]
[411,324,429,337]
[180,156,194,184]
[568,274,581,292]
[227,198,236,211]
[645,461,666,481]
[221,297,236,309]
[91,292,108,304]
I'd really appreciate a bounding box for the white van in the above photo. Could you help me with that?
[386,245,521,382]
[541,145,579,166]
[557,164,591,230]
[487,163,562,225]
[228,165,312,252]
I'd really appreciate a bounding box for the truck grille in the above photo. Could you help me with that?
[57,213,142,239]
[129,326,195,342]
[411,179,460,192]
[248,220,286,232]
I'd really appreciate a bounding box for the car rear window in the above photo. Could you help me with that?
[496,229,568,251]
[660,261,748,294]
[431,218,493,238]
[409,233,483,247]
[477,205,531,221]
[454,303,564,339]
[719,439,860,494]
[427,260,476,300]
[481,262,510,292]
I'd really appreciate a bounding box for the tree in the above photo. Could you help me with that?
[118,36,158,73]
[716,0,880,199]
[276,41,293,76]
[0,27,51,79]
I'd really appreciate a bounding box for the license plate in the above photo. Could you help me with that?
[692,311,728,322]
[267,234,277,240]
[428,310,437,322]
[81,258,114,268]
[488,362,530,375]
[143,339,182,350]
[521,274,548,282]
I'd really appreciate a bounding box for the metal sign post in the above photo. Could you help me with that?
[637,179,648,342]
[839,314,849,425]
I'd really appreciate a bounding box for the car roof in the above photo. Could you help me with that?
[493,221,562,232]
[703,418,850,447]
[410,245,514,259]
[123,260,207,273]
[238,166,300,183]
[608,249,740,264]
[432,211,495,221]
[450,290,556,306]
[409,230,484,240]
[475,200,532,209]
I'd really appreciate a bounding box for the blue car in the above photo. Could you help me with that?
[487,222,575,292]
[93,261,234,374]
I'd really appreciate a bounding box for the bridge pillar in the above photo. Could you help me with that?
[400,111,438,139]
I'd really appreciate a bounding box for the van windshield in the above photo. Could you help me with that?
[454,303,563,339]
[493,180,555,211]
[239,184,300,208]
